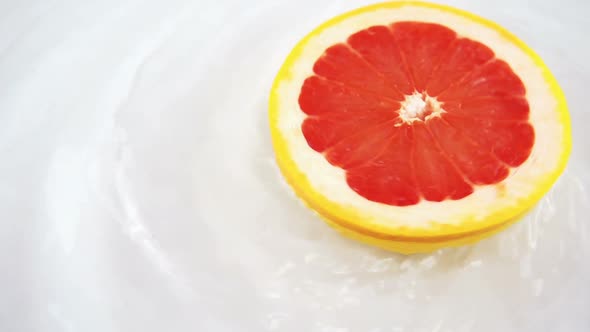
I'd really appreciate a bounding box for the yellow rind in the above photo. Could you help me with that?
[269,1,572,253]
[322,214,520,254]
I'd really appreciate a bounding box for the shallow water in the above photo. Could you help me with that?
[1,0,589,331]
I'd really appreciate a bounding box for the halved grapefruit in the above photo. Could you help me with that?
[269,1,571,254]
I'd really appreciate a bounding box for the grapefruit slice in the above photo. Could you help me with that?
[269,1,571,254]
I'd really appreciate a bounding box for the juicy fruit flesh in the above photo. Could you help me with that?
[299,22,535,206]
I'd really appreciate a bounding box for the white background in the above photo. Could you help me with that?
[0,0,589,331]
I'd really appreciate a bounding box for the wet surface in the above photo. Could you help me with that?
[0,1,589,331]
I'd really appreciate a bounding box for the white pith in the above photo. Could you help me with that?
[274,5,566,229]
[398,92,444,124]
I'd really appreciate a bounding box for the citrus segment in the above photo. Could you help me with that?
[347,26,413,94]
[441,96,529,121]
[412,121,474,201]
[299,76,401,116]
[325,119,398,169]
[438,59,526,100]
[444,114,535,166]
[425,38,494,96]
[301,108,396,152]
[427,117,509,184]
[313,44,404,99]
[346,124,419,206]
[389,22,456,91]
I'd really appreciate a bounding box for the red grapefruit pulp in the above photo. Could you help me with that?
[299,22,535,207]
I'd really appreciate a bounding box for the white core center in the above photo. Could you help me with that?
[399,92,444,123]
[403,94,427,118]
